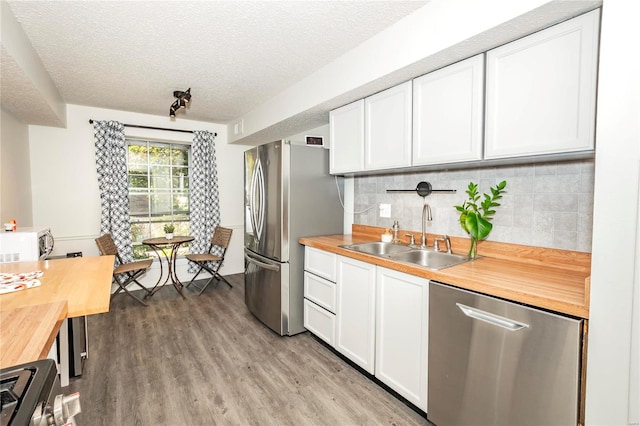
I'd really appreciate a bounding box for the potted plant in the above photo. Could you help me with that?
[163,223,175,240]
[455,180,507,259]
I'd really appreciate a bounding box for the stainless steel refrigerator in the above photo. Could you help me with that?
[244,140,343,336]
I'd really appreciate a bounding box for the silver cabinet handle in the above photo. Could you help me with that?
[456,303,529,331]
[245,254,280,272]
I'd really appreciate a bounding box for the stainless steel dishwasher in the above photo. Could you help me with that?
[428,282,583,426]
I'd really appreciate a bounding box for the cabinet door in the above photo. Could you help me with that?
[330,100,365,174]
[413,54,484,165]
[304,299,336,346]
[375,267,429,411]
[304,246,336,282]
[365,81,412,170]
[335,256,376,374]
[485,10,599,159]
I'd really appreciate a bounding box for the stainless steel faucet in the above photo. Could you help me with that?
[420,200,432,248]
[434,235,452,254]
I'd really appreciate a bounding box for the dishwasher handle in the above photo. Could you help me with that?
[456,303,529,331]
[245,252,280,272]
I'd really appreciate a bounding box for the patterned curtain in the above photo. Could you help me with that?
[93,120,133,264]
[189,131,221,272]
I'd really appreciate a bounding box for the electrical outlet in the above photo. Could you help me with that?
[379,204,391,218]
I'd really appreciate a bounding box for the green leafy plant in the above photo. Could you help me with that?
[163,223,175,234]
[455,180,507,258]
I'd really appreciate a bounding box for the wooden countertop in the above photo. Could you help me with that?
[0,256,114,317]
[0,301,67,369]
[299,226,590,318]
[0,256,114,369]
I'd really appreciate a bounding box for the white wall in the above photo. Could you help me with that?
[27,104,247,282]
[586,0,640,424]
[0,108,33,227]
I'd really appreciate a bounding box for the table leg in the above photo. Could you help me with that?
[59,319,69,387]
[169,242,186,299]
[145,245,171,298]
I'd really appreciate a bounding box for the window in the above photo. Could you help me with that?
[127,139,191,259]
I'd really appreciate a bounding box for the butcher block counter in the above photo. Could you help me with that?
[0,255,114,317]
[299,225,591,319]
[0,301,67,368]
[0,256,114,373]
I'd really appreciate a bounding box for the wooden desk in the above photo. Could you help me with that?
[0,256,114,384]
[0,301,67,368]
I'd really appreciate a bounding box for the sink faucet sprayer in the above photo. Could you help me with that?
[421,199,432,248]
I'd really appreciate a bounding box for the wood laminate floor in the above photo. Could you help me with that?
[68,274,430,426]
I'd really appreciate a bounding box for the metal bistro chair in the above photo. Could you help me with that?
[185,226,233,295]
[95,233,152,306]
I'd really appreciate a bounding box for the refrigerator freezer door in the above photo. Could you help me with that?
[244,142,284,261]
[428,282,583,426]
[244,249,290,335]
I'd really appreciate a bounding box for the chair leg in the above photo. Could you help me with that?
[196,271,231,295]
[215,272,233,289]
[112,276,148,306]
[197,276,218,296]
[113,283,148,306]
[185,264,205,288]
[131,279,151,296]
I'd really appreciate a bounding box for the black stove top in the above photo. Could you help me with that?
[1,359,58,426]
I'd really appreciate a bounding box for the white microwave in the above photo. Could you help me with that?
[0,227,54,263]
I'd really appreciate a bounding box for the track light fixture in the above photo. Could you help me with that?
[169,88,191,118]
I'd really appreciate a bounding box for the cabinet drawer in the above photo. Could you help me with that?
[304,299,336,346]
[304,247,337,282]
[304,271,336,313]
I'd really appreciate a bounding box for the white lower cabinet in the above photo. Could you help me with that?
[335,256,376,374]
[375,267,429,412]
[303,248,337,347]
[303,247,429,413]
[303,298,335,346]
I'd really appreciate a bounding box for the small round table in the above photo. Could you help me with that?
[142,235,194,299]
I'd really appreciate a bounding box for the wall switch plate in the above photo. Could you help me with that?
[379,204,391,218]
[233,119,244,136]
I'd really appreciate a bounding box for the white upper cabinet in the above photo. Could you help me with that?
[330,100,365,174]
[484,10,600,159]
[365,81,413,170]
[413,54,484,165]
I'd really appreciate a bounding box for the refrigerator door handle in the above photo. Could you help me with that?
[245,253,280,272]
[456,303,529,331]
[249,158,265,243]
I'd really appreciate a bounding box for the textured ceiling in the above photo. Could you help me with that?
[3,0,427,124]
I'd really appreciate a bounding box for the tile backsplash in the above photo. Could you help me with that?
[353,159,594,252]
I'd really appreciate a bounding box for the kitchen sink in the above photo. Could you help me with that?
[388,250,469,270]
[339,242,412,256]
[340,242,469,270]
